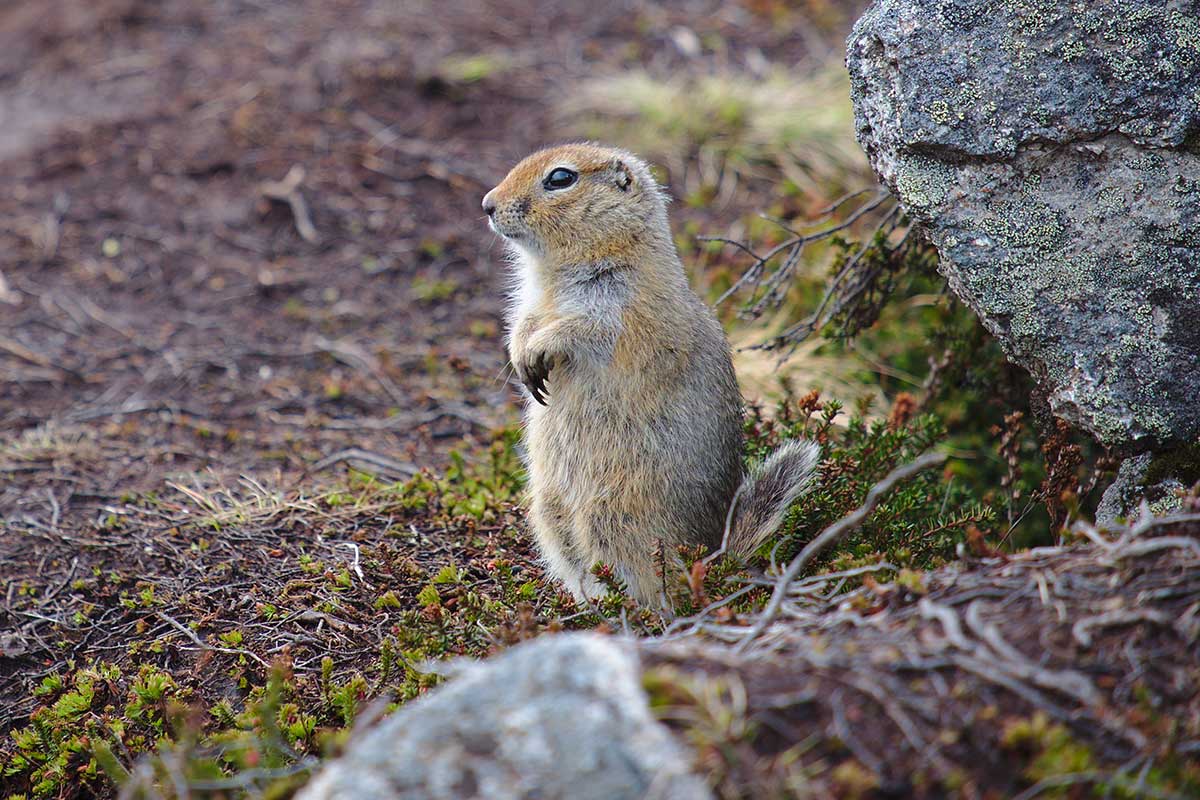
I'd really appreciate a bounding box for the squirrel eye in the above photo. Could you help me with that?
[542,167,578,191]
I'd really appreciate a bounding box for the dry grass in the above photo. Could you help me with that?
[563,63,870,203]
[729,327,888,417]
[0,424,100,465]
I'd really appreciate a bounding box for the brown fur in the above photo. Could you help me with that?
[483,143,819,605]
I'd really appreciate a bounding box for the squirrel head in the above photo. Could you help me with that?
[482,143,669,265]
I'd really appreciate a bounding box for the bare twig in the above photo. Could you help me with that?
[310,448,418,479]
[764,203,903,351]
[701,189,893,314]
[701,483,747,567]
[156,611,270,669]
[1010,771,1186,800]
[259,165,320,244]
[734,451,947,653]
[0,269,21,304]
[313,336,409,408]
[0,337,52,368]
[1072,608,1173,648]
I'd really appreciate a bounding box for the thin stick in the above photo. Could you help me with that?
[157,611,270,669]
[310,448,418,479]
[259,164,320,244]
[702,483,747,567]
[701,190,893,310]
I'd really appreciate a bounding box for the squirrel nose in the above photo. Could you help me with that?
[482,194,496,218]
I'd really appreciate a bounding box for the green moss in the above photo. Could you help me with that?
[1002,711,1096,786]
[999,706,1200,797]
[1143,441,1200,487]
[434,53,513,85]
[410,276,460,303]
[831,760,881,797]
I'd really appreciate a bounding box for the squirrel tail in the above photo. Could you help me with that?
[727,439,821,557]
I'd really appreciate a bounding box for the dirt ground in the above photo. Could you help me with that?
[0,0,865,789]
[0,0,858,535]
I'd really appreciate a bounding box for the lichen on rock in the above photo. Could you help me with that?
[847,0,1200,449]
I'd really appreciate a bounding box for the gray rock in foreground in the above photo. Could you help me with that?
[297,633,712,800]
[847,0,1200,449]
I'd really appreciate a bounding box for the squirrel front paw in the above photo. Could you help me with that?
[512,347,554,405]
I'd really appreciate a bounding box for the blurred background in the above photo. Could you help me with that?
[1,0,903,522]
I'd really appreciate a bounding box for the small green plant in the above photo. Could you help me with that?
[410,276,460,303]
[745,390,994,571]
[5,665,120,797]
[125,666,180,728]
[432,428,524,520]
[326,675,369,728]
[433,52,513,85]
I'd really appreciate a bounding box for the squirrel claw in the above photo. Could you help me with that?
[526,370,548,404]
[520,352,551,405]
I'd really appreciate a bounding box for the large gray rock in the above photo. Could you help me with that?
[297,633,712,800]
[847,0,1200,449]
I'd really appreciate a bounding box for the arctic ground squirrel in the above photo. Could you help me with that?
[482,143,820,606]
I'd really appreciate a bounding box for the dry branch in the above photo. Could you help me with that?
[309,447,418,480]
[259,165,320,244]
[156,611,270,670]
[646,514,1200,798]
[702,188,907,352]
[0,269,20,304]
[735,450,948,652]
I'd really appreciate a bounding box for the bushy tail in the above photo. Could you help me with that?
[727,439,821,556]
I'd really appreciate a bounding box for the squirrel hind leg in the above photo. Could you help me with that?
[612,560,671,609]
[527,498,604,601]
[728,439,821,557]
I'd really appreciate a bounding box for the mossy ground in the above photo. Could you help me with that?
[2,433,553,797]
[3,374,1107,798]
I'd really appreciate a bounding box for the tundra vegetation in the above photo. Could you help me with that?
[1,1,1195,799]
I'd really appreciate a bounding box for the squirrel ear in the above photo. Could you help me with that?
[608,158,634,191]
